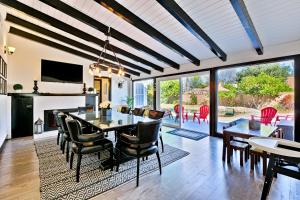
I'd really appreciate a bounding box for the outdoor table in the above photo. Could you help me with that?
[223,119,277,163]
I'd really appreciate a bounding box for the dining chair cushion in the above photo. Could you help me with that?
[72,139,113,154]
[78,133,104,143]
[119,133,140,144]
[119,145,158,157]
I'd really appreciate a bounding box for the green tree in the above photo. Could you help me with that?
[160,80,180,104]
[189,76,208,89]
[147,84,153,107]
[238,73,291,97]
[236,64,290,82]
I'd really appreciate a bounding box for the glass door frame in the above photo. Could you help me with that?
[156,71,210,130]
[156,75,182,128]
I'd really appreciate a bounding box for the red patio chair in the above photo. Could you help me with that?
[251,107,277,125]
[193,105,209,124]
[174,104,188,123]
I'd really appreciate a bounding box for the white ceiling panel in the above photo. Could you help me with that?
[1,0,299,74]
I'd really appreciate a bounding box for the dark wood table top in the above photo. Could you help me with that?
[70,110,156,132]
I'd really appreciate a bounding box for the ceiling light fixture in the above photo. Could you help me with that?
[89,27,124,78]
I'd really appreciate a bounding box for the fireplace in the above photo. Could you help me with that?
[44,108,78,131]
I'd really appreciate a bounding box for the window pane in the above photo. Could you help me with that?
[133,79,154,108]
[217,60,295,140]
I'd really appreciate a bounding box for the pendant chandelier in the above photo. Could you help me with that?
[89,27,125,78]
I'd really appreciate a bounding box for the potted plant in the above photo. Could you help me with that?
[87,87,94,94]
[126,96,134,108]
[13,84,23,93]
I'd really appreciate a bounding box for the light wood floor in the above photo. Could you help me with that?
[0,132,299,200]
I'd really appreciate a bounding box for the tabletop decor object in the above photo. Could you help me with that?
[33,80,39,94]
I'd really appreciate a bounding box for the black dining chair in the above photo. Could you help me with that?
[132,108,145,116]
[148,110,165,153]
[78,106,94,114]
[65,118,113,182]
[53,110,64,146]
[115,119,162,187]
[57,113,72,161]
[120,106,131,114]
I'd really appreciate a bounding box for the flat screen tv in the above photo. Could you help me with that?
[41,59,83,84]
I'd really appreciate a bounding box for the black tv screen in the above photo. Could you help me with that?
[41,59,83,84]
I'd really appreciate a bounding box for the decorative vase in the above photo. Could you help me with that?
[33,80,39,94]
[82,83,87,94]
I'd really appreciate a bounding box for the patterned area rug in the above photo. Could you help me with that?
[35,138,189,200]
[166,129,208,141]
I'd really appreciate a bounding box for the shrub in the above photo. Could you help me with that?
[190,92,197,105]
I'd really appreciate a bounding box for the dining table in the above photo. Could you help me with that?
[223,119,278,164]
[69,110,157,169]
[248,137,300,200]
[69,109,156,132]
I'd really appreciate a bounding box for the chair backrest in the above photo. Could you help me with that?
[148,110,165,120]
[199,105,209,118]
[261,107,277,124]
[65,118,83,143]
[53,110,61,127]
[78,106,94,114]
[121,106,131,114]
[132,108,145,116]
[57,113,70,136]
[174,104,184,113]
[136,119,162,145]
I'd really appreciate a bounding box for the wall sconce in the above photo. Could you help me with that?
[4,46,16,55]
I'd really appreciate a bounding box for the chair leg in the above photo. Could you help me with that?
[66,141,70,162]
[109,148,114,171]
[251,154,254,171]
[263,156,267,176]
[76,154,82,182]
[60,135,64,151]
[70,152,74,169]
[240,150,244,167]
[136,157,140,187]
[57,133,60,145]
[98,152,101,160]
[156,152,162,175]
[222,139,226,162]
[160,135,164,153]
[62,140,66,154]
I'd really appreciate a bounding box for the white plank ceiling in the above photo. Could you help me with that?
[2,0,300,76]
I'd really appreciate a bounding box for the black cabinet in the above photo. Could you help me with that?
[11,96,33,138]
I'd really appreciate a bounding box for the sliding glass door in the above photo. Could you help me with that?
[158,78,180,128]
[157,71,210,133]
[181,73,210,133]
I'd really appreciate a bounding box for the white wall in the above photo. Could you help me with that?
[7,33,131,103]
[7,34,94,93]
[0,5,9,148]
[133,39,300,80]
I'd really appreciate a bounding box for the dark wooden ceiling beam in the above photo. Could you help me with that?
[156,0,227,61]
[0,0,162,72]
[230,0,263,55]
[95,0,200,66]
[8,27,136,77]
[39,0,180,69]
[6,14,150,74]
